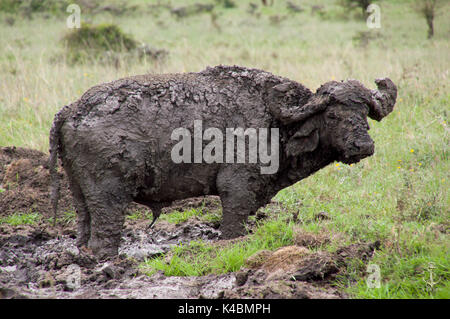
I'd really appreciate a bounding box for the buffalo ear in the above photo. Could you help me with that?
[286,123,319,158]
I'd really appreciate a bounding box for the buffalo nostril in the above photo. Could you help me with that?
[355,141,374,154]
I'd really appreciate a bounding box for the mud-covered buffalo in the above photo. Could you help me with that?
[49,65,397,258]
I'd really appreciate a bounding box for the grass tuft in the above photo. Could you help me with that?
[0,212,41,226]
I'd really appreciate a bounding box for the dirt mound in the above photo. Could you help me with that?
[225,241,380,298]
[261,246,311,273]
[294,230,331,248]
[224,268,343,299]
[0,146,47,170]
[0,146,74,220]
[244,245,338,282]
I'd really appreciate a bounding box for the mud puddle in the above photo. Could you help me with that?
[0,218,227,299]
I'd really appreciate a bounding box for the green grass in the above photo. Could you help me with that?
[126,205,222,224]
[160,207,212,224]
[126,209,152,221]
[141,218,296,276]
[49,210,77,226]
[0,0,448,299]
[0,212,41,226]
[161,205,222,224]
[340,248,450,299]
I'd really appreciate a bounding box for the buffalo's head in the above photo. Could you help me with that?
[272,78,397,165]
[321,102,374,164]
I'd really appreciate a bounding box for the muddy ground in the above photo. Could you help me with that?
[0,146,378,299]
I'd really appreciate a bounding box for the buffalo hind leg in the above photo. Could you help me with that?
[69,178,91,248]
[63,165,91,248]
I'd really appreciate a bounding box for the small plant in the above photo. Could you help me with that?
[0,212,41,226]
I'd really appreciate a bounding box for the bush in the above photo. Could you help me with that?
[62,23,138,63]
[63,23,137,52]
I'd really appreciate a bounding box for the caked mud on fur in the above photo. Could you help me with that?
[49,65,397,258]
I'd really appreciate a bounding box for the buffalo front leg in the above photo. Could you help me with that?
[217,166,258,239]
